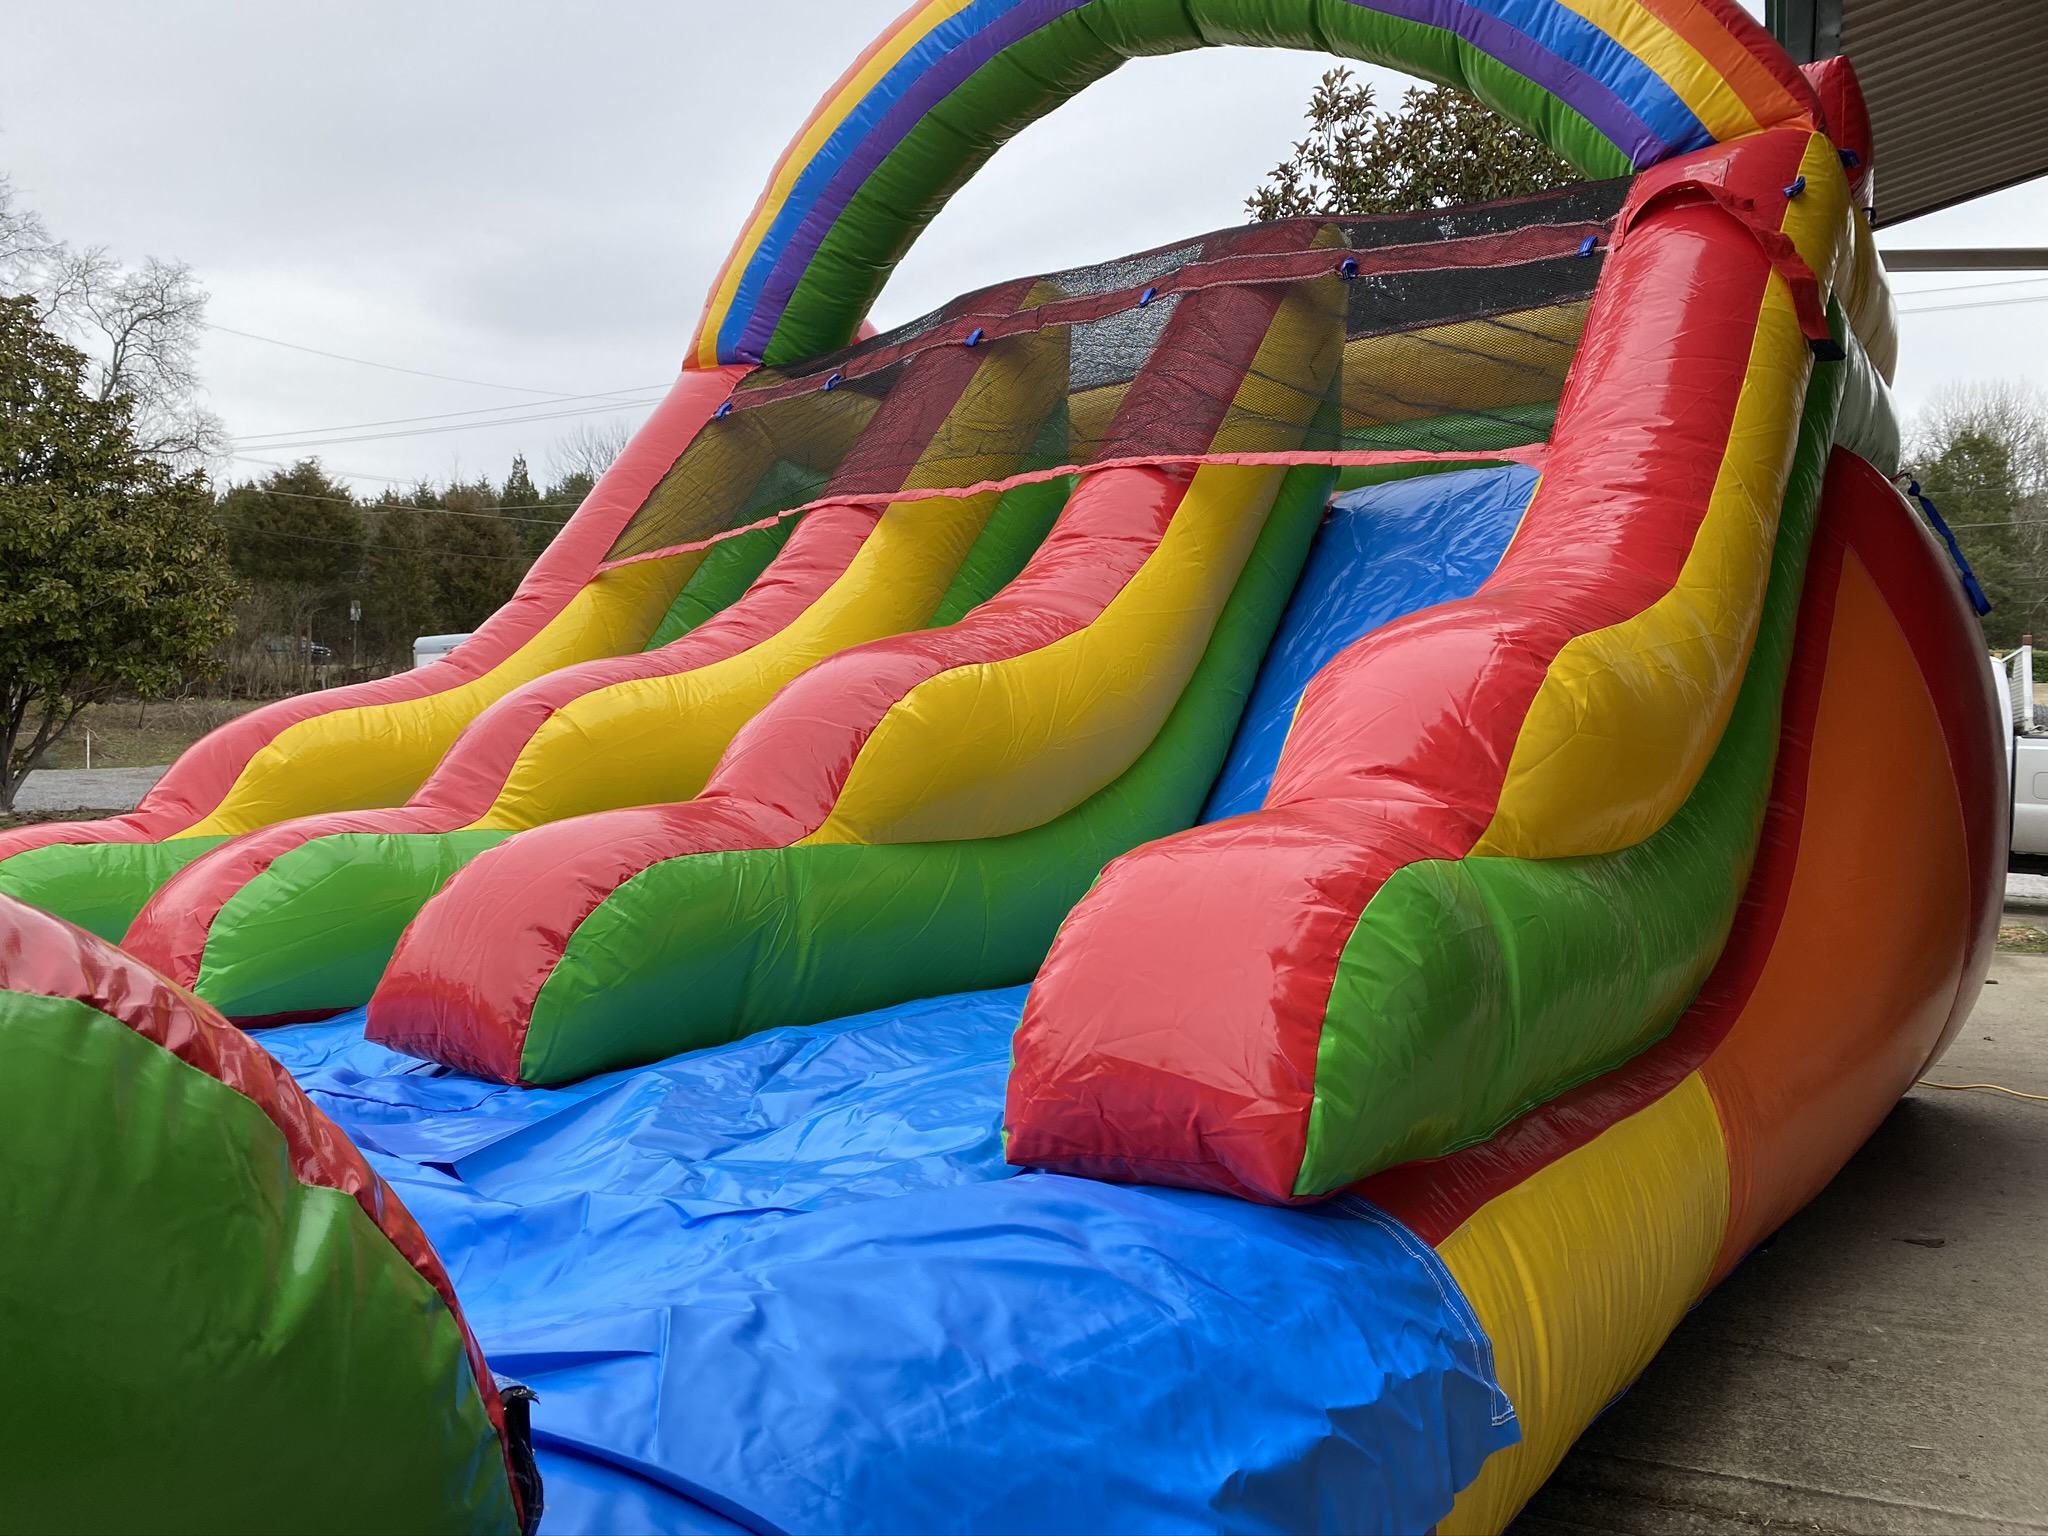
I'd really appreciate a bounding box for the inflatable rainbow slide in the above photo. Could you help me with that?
[0,3,2006,1531]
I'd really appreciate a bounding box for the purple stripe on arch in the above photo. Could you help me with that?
[736,0,1087,363]
[1348,0,1671,166]
[735,0,1675,363]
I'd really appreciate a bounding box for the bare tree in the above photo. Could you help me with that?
[0,175,60,288]
[0,176,223,467]
[550,419,631,486]
[59,251,222,463]
[1911,380,2048,499]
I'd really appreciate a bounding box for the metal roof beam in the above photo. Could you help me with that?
[1880,249,2048,271]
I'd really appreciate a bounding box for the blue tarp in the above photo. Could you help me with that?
[257,470,1539,1533]
[267,995,1514,1535]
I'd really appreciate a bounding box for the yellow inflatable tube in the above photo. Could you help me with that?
[806,462,1286,845]
[183,554,700,838]
[473,492,995,830]
[1472,134,1850,860]
[1436,1073,1730,1532]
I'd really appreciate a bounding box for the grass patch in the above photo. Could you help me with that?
[33,697,265,771]
[1996,924,2048,955]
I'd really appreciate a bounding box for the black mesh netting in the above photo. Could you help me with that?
[604,178,1628,566]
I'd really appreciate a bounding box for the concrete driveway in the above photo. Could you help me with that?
[1516,932,2048,1535]
[9,766,167,815]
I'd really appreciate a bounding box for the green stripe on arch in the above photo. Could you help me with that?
[761,0,1629,365]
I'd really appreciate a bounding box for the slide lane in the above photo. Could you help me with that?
[0,364,751,925]
[1351,449,2002,1528]
[1005,129,1861,1203]
[122,322,1074,1014]
[371,458,1545,1086]
[366,248,1349,1080]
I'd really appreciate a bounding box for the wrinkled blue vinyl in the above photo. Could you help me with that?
[1202,464,1539,821]
[268,991,1514,1535]
[256,474,1545,1533]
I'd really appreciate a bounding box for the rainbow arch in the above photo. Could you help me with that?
[0,0,2005,1527]
[692,0,1819,367]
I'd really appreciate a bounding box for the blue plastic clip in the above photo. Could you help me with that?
[1838,148,1861,170]
[1782,174,1807,199]
[1577,234,1598,257]
[1137,287,1157,307]
[713,400,733,419]
[1338,257,1359,279]
[965,327,985,348]
[823,372,843,392]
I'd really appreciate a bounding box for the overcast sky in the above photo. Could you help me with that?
[5,1,2045,493]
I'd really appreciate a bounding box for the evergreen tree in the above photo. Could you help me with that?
[1249,70,1578,220]
[0,295,239,806]
[425,480,522,631]
[501,453,570,562]
[1912,429,2034,649]
[217,460,360,587]
[360,498,440,669]
[215,460,360,686]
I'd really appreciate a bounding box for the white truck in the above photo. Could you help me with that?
[412,632,472,671]
[1995,644,2048,860]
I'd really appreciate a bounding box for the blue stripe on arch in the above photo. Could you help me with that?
[1476,0,1714,155]
[718,0,1717,361]
[718,0,1034,362]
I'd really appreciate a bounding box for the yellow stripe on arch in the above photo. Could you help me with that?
[1558,0,1764,145]
[692,0,977,368]
[1435,1073,1730,1534]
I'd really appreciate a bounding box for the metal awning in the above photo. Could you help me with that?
[1770,0,2048,228]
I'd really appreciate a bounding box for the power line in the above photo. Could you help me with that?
[203,321,567,396]
[234,393,664,452]
[230,381,673,444]
[222,486,576,526]
[1890,274,2048,300]
[1899,293,2048,317]
[230,453,420,486]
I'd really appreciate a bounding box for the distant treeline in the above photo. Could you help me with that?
[214,454,603,691]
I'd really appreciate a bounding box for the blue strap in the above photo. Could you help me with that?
[1903,478,1993,616]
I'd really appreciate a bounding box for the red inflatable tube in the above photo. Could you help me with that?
[1355,450,2003,1267]
[368,229,1325,1082]
[1003,129,1813,1201]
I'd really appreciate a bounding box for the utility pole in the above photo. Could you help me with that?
[350,598,362,672]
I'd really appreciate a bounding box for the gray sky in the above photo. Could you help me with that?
[5,1,2044,493]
